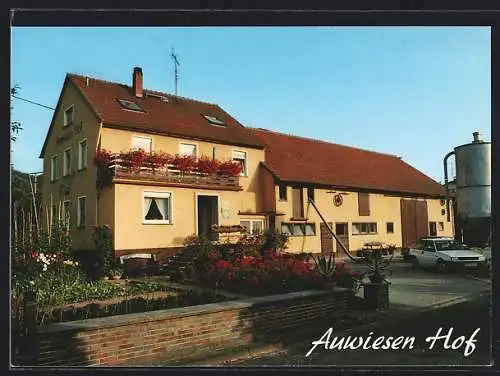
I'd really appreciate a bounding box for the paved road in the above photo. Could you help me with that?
[228,293,492,366]
[349,260,490,310]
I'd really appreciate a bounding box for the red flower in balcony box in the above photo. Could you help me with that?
[94,148,113,168]
[197,156,221,174]
[129,149,148,169]
[172,154,197,174]
[118,150,133,168]
[147,151,170,169]
[218,160,242,176]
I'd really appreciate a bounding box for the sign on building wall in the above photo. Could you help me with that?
[221,200,230,219]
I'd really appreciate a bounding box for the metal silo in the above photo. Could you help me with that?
[444,132,491,247]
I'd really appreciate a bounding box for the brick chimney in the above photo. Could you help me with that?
[132,67,143,98]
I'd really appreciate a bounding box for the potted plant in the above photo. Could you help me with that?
[109,267,123,280]
[362,251,392,310]
[312,253,336,289]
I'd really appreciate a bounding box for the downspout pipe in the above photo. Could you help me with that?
[443,151,455,223]
[96,122,104,226]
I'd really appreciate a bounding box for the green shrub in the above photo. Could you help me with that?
[92,225,114,279]
[261,229,289,253]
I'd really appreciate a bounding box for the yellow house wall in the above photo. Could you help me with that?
[113,183,264,250]
[275,186,454,254]
[41,81,101,250]
[427,198,455,236]
[97,186,115,230]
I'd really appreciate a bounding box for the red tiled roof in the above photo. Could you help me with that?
[68,74,265,149]
[251,128,446,197]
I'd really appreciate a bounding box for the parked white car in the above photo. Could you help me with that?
[408,237,485,272]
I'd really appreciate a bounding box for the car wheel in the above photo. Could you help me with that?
[436,259,448,273]
[411,257,420,269]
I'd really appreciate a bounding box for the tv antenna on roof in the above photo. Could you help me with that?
[171,48,180,95]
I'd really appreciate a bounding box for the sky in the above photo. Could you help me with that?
[11,26,491,182]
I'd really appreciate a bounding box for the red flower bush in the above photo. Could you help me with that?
[96,147,244,178]
[118,149,148,169]
[197,156,221,174]
[218,161,242,176]
[172,154,197,173]
[94,148,114,168]
[197,250,322,295]
[147,151,173,169]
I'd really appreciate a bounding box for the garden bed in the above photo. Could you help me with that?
[35,280,230,325]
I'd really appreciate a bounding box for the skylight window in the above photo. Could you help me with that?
[202,114,226,127]
[146,93,170,102]
[117,98,144,112]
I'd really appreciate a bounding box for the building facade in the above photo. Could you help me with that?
[39,67,454,261]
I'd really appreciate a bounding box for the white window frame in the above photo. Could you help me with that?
[63,105,74,127]
[352,222,378,235]
[179,142,198,157]
[77,196,87,228]
[131,135,153,152]
[232,149,248,177]
[142,191,173,225]
[281,223,292,235]
[240,219,265,235]
[280,223,316,236]
[50,155,59,182]
[304,223,316,236]
[63,147,72,177]
[78,138,88,170]
[62,200,71,227]
[51,204,58,223]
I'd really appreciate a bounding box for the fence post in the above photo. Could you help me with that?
[23,290,38,365]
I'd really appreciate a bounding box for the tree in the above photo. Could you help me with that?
[11,85,22,142]
[11,169,43,236]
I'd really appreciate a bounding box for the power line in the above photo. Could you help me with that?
[11,94,55,111]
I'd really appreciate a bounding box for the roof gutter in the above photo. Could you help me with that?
[96,121,104,226]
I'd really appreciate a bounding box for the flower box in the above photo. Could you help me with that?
[95,149,242,189]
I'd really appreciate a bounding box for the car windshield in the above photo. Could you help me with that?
[434,240,470,251]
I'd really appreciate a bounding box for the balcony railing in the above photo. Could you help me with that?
[97,154,241,190]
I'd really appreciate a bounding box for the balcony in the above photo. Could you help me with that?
[96,152,242,191]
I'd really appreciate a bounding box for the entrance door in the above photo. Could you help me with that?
[320,222,334,255]
[335,222,350,253]
[197,195,219,241]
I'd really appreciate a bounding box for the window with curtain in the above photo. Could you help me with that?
[143,192,172,224]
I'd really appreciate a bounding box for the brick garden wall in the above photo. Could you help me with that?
[34,289,350,366]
